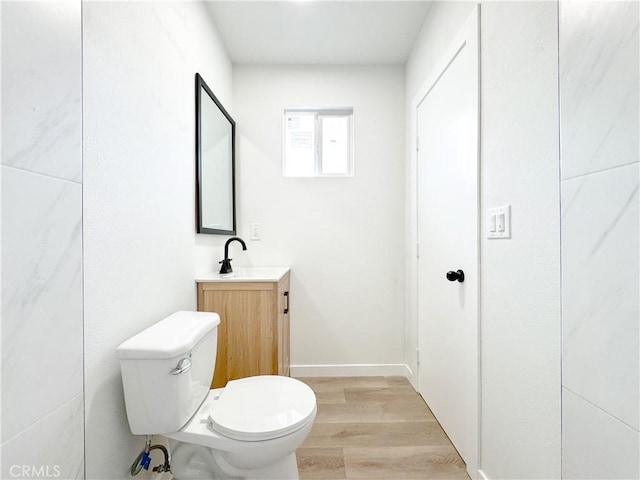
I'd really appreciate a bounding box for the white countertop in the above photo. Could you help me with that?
[196,267,290,283]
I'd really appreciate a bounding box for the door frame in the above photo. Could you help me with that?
[409,5,481,478]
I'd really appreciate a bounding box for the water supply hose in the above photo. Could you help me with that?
[130,437,171,476]
[149,445,171,473]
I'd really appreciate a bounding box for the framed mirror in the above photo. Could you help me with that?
[196,73,236,234]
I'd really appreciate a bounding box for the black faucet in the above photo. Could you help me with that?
[219,237,247,274]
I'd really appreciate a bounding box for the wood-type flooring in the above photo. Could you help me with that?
[295,376,469,480]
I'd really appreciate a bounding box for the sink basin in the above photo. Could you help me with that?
[196,267,290,283]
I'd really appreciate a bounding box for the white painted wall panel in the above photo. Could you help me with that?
[480,4,561,478]
[83,3,233,477]
[233,65,405,368]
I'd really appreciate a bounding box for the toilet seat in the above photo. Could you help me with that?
[208,376,316,442]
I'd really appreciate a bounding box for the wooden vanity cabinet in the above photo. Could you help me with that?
[197,272,290,388]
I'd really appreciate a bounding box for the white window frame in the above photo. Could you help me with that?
[283,108,354,177]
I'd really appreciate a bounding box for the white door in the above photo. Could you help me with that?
[416,8,479,478]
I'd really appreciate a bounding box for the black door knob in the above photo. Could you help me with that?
[446,270,465,283]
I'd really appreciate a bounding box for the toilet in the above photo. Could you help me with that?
[115,311,317,480]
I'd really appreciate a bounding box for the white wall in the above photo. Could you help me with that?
[405,2,561,478]
[233,65,406,373]
[480,3,561,478]
[559,2,639,478]
[1,2,84,478]
[83,2,232,477]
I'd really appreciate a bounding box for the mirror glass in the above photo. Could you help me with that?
[196,73,236,234]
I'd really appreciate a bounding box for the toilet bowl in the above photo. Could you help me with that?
[168,377,317,479]
[115,311,317,480]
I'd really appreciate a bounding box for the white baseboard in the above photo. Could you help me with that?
[478,469,490,480]
[290,363,411,378]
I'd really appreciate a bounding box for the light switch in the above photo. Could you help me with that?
[250,223,262,241]
[487,205,511,239]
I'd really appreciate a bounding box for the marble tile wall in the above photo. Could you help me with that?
[560,1,640,478]
[1,1,83,478]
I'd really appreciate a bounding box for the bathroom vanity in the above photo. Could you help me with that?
[196,267,290,388]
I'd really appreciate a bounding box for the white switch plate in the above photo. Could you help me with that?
[487,205,511,239]
[250,223,262,241]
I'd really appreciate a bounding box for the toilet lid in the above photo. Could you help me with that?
[208,376,317,441]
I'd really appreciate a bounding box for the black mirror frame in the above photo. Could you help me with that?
[195,72,237,235]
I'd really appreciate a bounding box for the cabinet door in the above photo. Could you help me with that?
[199,283,277,388]
[277,274,291,376]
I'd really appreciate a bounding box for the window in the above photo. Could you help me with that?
[283,108,354,177]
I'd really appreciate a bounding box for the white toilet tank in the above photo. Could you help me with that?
[115,311,220,435]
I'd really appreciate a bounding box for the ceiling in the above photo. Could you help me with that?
[206,1,433,65]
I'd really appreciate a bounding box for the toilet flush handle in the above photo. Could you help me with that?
[170,353,192,375]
